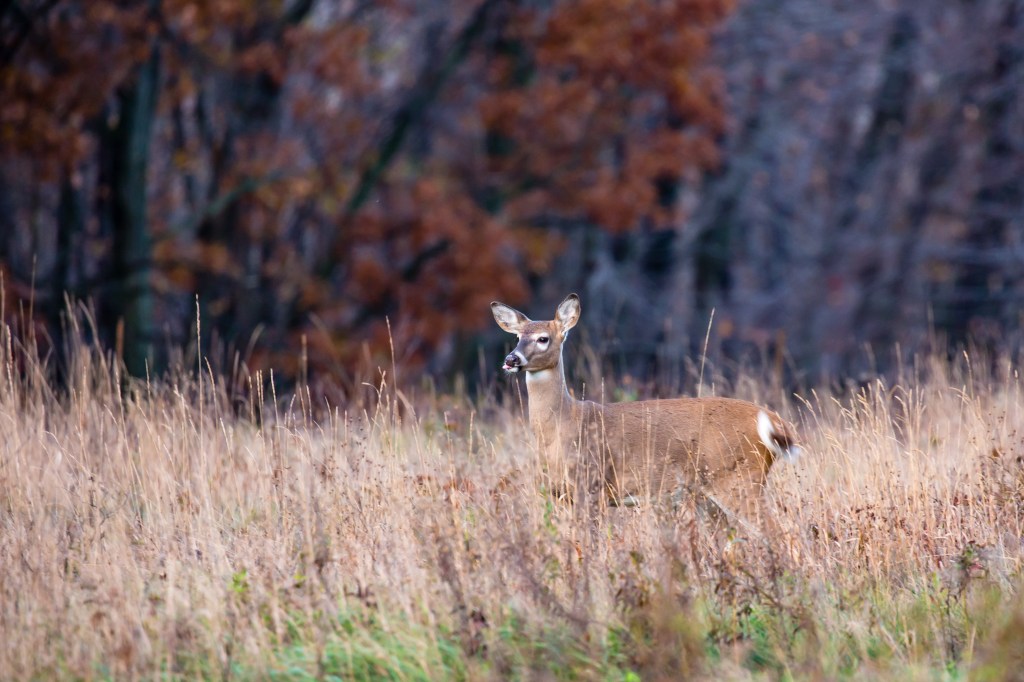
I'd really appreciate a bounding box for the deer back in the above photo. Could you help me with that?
[570,396,781,507]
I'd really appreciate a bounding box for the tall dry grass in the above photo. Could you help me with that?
[1,315,1023,679]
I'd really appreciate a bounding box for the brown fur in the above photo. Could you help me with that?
[492,293,799,528]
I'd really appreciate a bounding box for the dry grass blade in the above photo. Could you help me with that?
[1,321,1022,679]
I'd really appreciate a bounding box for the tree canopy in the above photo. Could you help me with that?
[0,0,730,387]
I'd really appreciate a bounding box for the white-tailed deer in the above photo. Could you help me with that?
[492,293,800,531]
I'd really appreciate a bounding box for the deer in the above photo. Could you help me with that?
[491,293,800,534]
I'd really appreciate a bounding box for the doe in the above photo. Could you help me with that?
[492,293,800,531]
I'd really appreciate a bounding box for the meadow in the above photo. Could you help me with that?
[2,319,1024,680]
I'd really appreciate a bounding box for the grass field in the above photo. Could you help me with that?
[2,321,1024,680]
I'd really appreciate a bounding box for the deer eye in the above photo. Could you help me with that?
[537,336,549,344]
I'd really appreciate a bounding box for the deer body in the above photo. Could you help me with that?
[493,294,799,525]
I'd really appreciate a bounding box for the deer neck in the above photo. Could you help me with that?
[525,361,576,441]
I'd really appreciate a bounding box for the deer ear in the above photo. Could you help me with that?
[491,301,530,334]
[555,294,580,335]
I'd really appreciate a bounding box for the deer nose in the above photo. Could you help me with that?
[503,352,521,370]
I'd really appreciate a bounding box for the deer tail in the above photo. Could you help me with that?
[757,410,802,462]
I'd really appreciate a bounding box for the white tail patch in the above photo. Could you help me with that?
[757,410,801,462]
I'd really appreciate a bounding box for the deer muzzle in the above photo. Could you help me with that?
[502,351,523,372]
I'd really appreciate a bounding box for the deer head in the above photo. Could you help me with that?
[490,294,580,374]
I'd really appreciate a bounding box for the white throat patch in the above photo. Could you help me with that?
[526,368,557,385]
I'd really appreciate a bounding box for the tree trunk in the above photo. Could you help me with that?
[109,42,161,377]
[52,165,83,382]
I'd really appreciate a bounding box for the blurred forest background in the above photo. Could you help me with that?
[1,0,1022,393]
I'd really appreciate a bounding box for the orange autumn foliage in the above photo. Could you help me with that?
[0,0,732,384]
